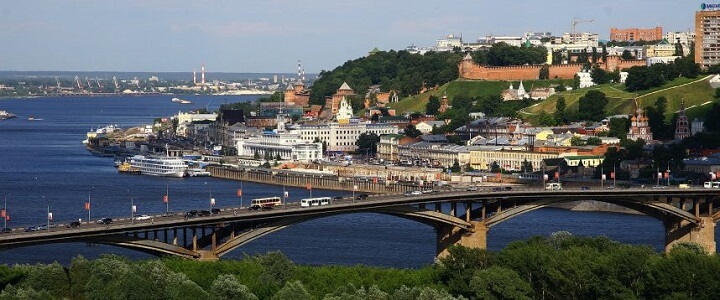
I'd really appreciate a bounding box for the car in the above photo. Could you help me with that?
[24,226,36,232]
[652,185,667,189]
[466,186,478,191]
[185,210,199,218]
[197,210,211,217]
[1,228,11,233]
[333,196,344,200]
[505,186,513,191]
[211,208,221,214]
[580,186,590,190]
[491,187,503,192]
[66,221,81,228]
[356,194,368,200]
[134,214,151,220]
[96,217,113,225]
[248,205,261,211]
[36,224,48,230]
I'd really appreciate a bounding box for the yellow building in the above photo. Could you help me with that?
[470,149,560,171]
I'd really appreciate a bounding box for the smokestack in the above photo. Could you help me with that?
[297,60,301,82]
[193,69,197,85]
[201,64,206,84]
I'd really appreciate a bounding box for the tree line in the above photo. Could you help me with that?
[2,235,719,299]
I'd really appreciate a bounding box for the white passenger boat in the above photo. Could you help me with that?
[129,155,188,177]
[186,168,211,177]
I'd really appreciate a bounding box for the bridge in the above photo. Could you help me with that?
[0,187,718,260]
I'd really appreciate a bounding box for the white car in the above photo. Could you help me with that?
[134,214,152,220]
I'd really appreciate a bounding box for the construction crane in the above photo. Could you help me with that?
[571,18,594,36]
[75,76,83,89]
[85,77,92,89]
[55,77,61,89]
[96,78,102,89]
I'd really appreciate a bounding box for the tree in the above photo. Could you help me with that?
[621,49,633,60]
[586,137,602,145]
[521,159,533,173]
[210,274,258,300]
[539,65,549,80]
[608,117,630,140]
[470,266,533,300]
[450,159,461,173]
[272,281,311,300]
[578,90,608,121]
[570,136,584,146]
[538,112,556,126]
[404,124,422,138]
[438,245,492,297]
[426,95,440,115]
[590,66,610,84]
[554,97,567,125]
[356,133,380,155]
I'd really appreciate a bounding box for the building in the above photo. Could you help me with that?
[398,142,473,168]
[692,118,705,135]
[665,31,695,46]
[674,100,691,140]
[610,27,663,42]
[644,39,677,58]
[436,34,463,51]
[235,131,322,163]
[324,82,356,116]
[176,111,217,137]
[469,148,560,172]
[292,122,398,153]
[695,9,720,69]
[501,81,528,101]
[628,108,653,141]
[576,70,595,88]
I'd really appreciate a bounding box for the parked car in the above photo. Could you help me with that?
[134,214,151,220]
[333,196,344,200]
[96,217,113,225]
[24,226,36,232]
[1,228,11,233]
[356,194,369,200]
[211,208,221,214]
[198,210,211,217]
[67,221,81,228]
[36,224,48,230]
[185,210,199,218]
[466,186,478,191]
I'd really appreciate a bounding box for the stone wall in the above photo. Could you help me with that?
[458,55,646,80]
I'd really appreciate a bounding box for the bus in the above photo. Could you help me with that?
[300,197,332,207]
[704,182,720,188]
[249,196,282,210]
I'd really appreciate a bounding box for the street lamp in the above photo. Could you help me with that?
[127,189,135,225]
[205,182,214,211]
[601,165,605,188]
[44,196,51,232]
[87,187,93,224]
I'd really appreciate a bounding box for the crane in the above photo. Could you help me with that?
[571,18,594,36]
[55,77,61,89]
[113,76,119,91]
[75,76,83,90]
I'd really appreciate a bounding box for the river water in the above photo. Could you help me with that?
[0,95,690,268]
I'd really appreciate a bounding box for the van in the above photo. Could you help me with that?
[545,183,563,190]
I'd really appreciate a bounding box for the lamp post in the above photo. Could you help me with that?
[45,196,51,232]
[601,165,605,188]
[666,161,671,187]
[87,187,93,224]
[613,163,617,188]
[3,194,8,229]
[127,189,135,225]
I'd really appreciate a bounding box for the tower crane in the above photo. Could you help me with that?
[55,77,61,89]
[96,78,102,89]
[75,76,83,90]
[571,18,594,36]
[113,76,119,91]
[86,77,92,89]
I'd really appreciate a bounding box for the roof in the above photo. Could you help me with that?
[339,82,353,91]
[420,135,449,143]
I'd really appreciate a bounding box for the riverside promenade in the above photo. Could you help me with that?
[208,166,421,193]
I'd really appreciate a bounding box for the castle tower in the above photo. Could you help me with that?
[674,100,691,140]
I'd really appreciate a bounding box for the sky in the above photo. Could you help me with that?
[0,0,703,73]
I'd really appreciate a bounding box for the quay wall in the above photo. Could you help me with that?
[208,166,420,193]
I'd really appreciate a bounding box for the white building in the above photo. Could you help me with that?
[576,70,595,88]
[336,96,354,122]
[235,131,322,163]
[176,111,217,137]
[292,122,399,152]
[436,34,463,51]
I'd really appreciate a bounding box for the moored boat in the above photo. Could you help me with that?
[129,155,188,177]
[186,168,211,177]
[0,110,16,120]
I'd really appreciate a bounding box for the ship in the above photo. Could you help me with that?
[129,155,188,177]
[171,97,192,104]
[0,110,16,120]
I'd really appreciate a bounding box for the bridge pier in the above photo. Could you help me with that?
[436,221,488,259]
[664,216,716,254]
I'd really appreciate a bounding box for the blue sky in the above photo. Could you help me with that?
[0,1,700,73]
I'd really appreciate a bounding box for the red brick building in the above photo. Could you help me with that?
[610,27,663,42]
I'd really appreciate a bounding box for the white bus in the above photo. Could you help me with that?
[704,182,720,188]
[249,196,282,210]
[300,197,332,207]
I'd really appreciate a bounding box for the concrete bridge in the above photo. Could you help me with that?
[0,187,718,260]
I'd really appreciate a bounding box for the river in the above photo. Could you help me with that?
[0,95,686,268]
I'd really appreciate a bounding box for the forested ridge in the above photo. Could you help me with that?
[1,235,719,299]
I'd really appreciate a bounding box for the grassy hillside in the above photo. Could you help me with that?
[521,75,716,124]
[387,79,571,114]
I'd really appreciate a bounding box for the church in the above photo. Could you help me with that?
[628,107,653,141]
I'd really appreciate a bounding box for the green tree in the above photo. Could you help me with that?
[586,137,602,145]
[356,133,380,155]
[554,97,567,125]
[272,281,311,300]
[438,245,492,297]
[470,266,533,300]
[210,274,258,300]
[426,95,440,115]
[621,49,633,60]
[257,251,295,287]
[538,112,557,126]
[450,159,461,173]
[539,65,549,80]
[404,124,422,138]
[578,90,608,121]
[608,117,630,140]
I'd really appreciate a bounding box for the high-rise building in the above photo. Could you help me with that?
[695,9,720,68]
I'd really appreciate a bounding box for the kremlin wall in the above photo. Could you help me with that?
[458,54,646,80]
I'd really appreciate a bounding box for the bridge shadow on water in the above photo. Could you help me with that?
[0,207,674,268]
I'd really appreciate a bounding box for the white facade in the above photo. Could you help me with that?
[576,70,595,88]
[665,31,695,46]
[176,111,217,137]
[336,96,354,121]
[292,122,399,152]
[435,34,463,51]
[235,132,322,162]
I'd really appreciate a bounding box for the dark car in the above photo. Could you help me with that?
[333,196,344,201]
[211,208,221,214]
[248,205,261,211]
[491,187,503,192]
[356,194,369,200]
[67,221,81,228]
[580,186,590,190]
[96,217,113,225]
[185,210,199,218]
[1,228,11,233]
[24,226,36,232]
[198,210,211,217]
